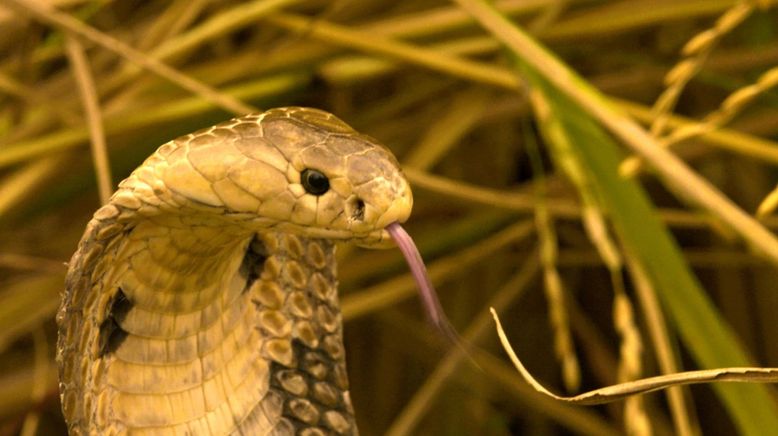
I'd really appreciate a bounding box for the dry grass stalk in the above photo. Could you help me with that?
[2,1,778,434]
[649,1,758,137]
[64,35,112,204]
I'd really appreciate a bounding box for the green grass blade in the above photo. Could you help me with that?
[520,62,778,435]
[454,0,778,263]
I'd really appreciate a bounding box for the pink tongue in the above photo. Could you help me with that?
[386,222,457,340]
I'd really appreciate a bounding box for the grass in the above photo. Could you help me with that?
[1,1,777,435]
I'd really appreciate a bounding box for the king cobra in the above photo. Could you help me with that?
[57,107,416,435]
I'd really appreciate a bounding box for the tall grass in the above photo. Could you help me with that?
[1,1,777,434]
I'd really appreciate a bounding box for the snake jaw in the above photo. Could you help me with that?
[264,220,392,247]
[375,191,413,229]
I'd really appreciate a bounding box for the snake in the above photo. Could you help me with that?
[57,107,415,435]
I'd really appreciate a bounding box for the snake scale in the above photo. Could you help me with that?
[58,107,413,435]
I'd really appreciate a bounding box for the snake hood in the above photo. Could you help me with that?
[124,107,412,247]
[59,107,421,435]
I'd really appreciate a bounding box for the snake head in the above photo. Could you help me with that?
[141,107,412,247]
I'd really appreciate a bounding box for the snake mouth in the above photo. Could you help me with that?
[356,228,395,248]
[267,221,394,248]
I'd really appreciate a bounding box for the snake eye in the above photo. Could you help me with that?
[301,168,330,196]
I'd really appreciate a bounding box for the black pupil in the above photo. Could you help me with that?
[301,169,330,196]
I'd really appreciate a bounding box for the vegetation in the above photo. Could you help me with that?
[1,1,777,435]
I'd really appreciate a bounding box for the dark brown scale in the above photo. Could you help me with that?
[240,235,267,294]
[97,288,132,357]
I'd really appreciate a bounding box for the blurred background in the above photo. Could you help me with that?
[1,0,777,435]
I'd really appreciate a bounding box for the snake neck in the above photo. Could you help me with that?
[250,229,358,435]
[59,208,357,435]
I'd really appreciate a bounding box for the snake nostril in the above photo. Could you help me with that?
[350,198,365,222]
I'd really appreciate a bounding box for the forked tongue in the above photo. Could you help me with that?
[386,222,463,347]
